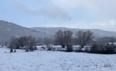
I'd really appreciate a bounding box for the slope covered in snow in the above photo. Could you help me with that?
[0,48,116,71]
[0,20,41,42]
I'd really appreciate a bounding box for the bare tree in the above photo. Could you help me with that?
[8,37,18,53]
[18,36,28,49]
[26,36,37,51]
[8,36,37,52]
[43,37,53,50]
[76,31,94,50]
[63,31,73,45]
[54,30,73,51]
[54,30,65,48]
[63,30,73,52]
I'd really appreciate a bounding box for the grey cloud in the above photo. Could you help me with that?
[10,0,71,20]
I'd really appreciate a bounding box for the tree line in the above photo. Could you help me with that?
[8,36,37,52]
[8,30,116,54]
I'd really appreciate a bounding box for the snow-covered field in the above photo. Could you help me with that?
[0,48,116,71]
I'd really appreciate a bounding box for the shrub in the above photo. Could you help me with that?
[66,45,73,52]
[90,43,116,54]
[8,36,37,52]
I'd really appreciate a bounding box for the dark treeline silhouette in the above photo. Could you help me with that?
[7,30,116,54]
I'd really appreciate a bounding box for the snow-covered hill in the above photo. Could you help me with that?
[0,48,116,71]
[0,20,40,42]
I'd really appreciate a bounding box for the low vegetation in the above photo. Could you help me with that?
[8,36,37,52]
[6,30,116,54]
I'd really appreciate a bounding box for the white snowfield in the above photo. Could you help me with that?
[0,48,116,71]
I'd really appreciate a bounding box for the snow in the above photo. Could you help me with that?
[0,47,116,71]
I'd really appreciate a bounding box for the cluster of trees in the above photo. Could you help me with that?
[54,30,73,52]
[8,36,37,52]
[54,30,94,52]
[54,30,116,53]
[8,30,116,54]
[90,37,116,54]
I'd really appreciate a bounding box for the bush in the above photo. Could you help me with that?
[90,43,116,54]
[8,36,37,52]
[66,45,73,52]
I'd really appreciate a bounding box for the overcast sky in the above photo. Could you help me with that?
[0,0,116,31]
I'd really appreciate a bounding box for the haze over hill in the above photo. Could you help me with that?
[32,27,116,38]
[0,20,40,42]
[0,20,116,42]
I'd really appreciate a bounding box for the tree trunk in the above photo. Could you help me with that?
[10,48,13,53]
[81,45,84,48]
[66,45,73,52]
[80,45,84,51]
[61,45,65,48]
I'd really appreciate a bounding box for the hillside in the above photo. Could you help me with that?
[0,20,40,42]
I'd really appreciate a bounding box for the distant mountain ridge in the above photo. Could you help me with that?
[32,27,116,38]
[0,20,116,42]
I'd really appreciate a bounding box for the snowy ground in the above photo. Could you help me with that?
[0,48,116,71]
